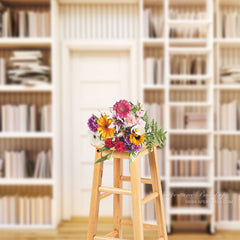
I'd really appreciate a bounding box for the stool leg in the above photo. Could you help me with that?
[130,156,144,240]
[113,158,123,238]
[87,150,104,240]
[149,146,168,240]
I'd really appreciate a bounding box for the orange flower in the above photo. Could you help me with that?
[97,115,115,139]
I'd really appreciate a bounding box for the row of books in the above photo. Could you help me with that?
[8,51,51,86]
[143,9,164,38]
[218,148,240,177]
[144,148,164,177]
[170,26,207,39]
[0,195,52,225]
[220,100,239,131]
[170,56,206,75]
[144,58,164,85]
[220,67,240,84]
[0,3,51,37]
[0,58,5,85]
[1,104,52,132]
[170,148,208,177]
[220,10,240,38]
[170,107,208,130]
[216,191,240,221]
[169,9,207,20]
[0,150,52,179]
[172,190,207,221]
[144,103,164,129]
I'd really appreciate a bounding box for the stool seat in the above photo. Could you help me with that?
[87,145,168,240]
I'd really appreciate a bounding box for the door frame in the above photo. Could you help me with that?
[61,40,138,219]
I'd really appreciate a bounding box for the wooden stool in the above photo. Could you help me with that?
[87,145,168,240]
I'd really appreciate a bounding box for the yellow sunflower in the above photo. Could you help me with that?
[97,115,115,139]
[130,132,146,145]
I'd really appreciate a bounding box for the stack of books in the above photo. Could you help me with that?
[143,9,164,38]
[144,103,164,128]
[8,51,51,86]
[169,8,207,39]
[170,107,208,130]
[169,9,207,20]
[220,100,239,131]
[216,191,240,221]
[170,148,208,177]
[0,58,6,85]
[220,67,240,84]
[0,195,52,224]
[0,150,52,179]
[218,148,240,177]
[144,57,164,85]
[1,104,52,132]
[220,9,240,38]
[0,3,51,37]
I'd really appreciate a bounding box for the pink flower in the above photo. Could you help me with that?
[137,118,146,127]
[136,110,144,117]
[113,100,131,119]
[125,113,137,127]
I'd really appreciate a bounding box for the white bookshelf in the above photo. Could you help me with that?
[0,0,56,229]
[141,0,240,233]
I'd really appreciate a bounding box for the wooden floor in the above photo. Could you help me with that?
[0,218,239,240]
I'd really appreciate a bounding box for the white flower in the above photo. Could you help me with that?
[131,125,145,135]
[89,131,101,145]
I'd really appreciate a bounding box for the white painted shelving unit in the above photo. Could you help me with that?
[0,0,58,229]
[141,0,240,233]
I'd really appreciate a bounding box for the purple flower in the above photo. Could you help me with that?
[125,135,131,146]
[132,144,141,153]
[113,115,124,126]
[125,145,130,152]
[87,115,98,132]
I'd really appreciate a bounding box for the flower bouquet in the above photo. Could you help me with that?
[87,100,166,163]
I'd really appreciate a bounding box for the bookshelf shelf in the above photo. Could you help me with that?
[169,39,207,46]
[169,85,208,90]
[169,182,212,188]
[0,132,53,138]
[168,19,211,27]
[214,85,240,90]
[0,85,53,92]
[143,84,165,90]
[168,102,211,107]
[169,47,211,54]
[142,38,164,47]
[214,177,240,182]
[0,38,52,48]
[168,130,211,135]
[169,207,212,215]
[214,131,240,136]
[168,74,211,81]
[0,179,54,185]
[169,156,212,161]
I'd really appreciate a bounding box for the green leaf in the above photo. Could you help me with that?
[95,152,113,164]
[129,151,137,163]
[99,145,110,152]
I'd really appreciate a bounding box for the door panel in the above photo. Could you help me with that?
[70,50,131,216]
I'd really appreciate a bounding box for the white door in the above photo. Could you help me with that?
[69,49,132,216]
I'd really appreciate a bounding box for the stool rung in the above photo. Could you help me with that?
[99,186,132,195]
[120,219,159,231]
[100,192,112,200]
[104,230,118,237]
[120,175,152,184]
[142,192,159,205]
